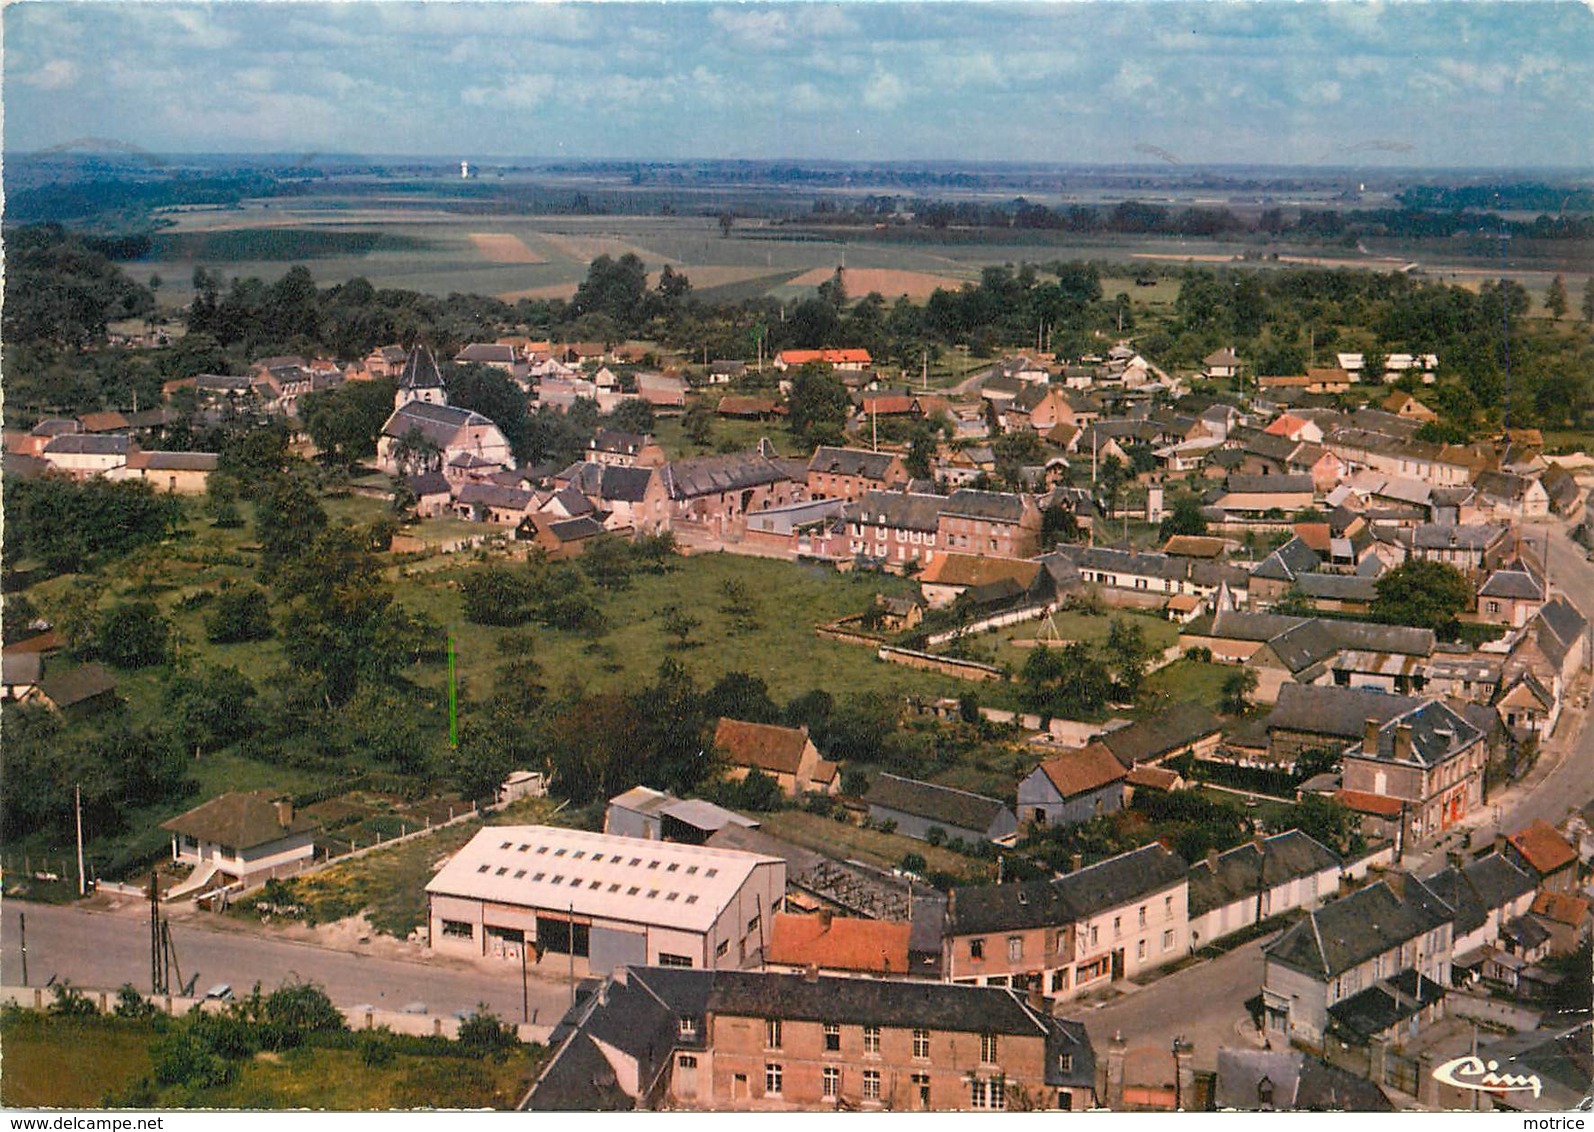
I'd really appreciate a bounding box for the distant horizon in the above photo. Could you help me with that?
[11,149,1594,178]
[6,2,1591,169]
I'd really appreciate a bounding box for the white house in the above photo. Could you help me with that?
[159,790,318,887]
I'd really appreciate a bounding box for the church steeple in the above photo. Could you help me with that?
[395,344,446,410]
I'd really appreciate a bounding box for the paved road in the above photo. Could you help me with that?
[1078,933,1272,1079]
[0,900,575,1026]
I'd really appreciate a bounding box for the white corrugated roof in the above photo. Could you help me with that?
[425,825,782,932]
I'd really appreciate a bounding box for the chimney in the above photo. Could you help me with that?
[804,963,820,983]
[1394,724,1414,763]
[612,966,629,987]
[1027,986,1046,1012]
[1071,853,1084,874]
[1363,718,1381,757]
[275,800,294,827]
[818,907,833,931]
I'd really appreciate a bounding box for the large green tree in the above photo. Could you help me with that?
[1370,559,1475,636]
[786,363,851,447]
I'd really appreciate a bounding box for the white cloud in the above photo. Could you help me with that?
[863,70,906,112]
[21,59,79,90]
[462,74,557,110]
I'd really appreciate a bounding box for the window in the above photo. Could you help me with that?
[477,864,490,874]
[1113,916,1122,938]
[863,1070,881,1100]
[1138,906,1147,928]
[678,1016,698,1039]
[824,1023,841,1051]
[970,1078,988,1109]
[990,1077,1008,1110]
[747,914,761,935]
[441,919,473,939]
[657,953,693,968]
[970,938,985,961]
[822,1067,840,1098]
[1051,969,1069,992]
[1059,1053,1073,1073]
[1163,930,1176,952]
[1165,895,1174,920]
[766,1019,782,1049]
[764,1064,783,1096]
[912,1073,931,1109]
[913,1029,930,1059]
[716,940,729,958]
[1090,925,1099,947]
[678,1054,697,1069]
[980,1033,999,1064]
[863,1026,881,1055]
[1007,936,1024,962]
[1137,939,1147,961]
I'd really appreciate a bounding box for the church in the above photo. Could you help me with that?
[377,345,516,478]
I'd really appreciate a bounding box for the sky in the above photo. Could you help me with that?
[4,1,1593,168]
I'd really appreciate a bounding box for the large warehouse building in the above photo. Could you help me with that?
[426,825,787,976]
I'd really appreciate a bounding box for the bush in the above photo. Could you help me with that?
[96,601,170,667]
[900,852,927,874]
[925,825,947,847]
[114,984,158,1020]
[151,1031,233,1089]
[48,980,99,1017]
[205,586,274,647]
[457,1007,519,1059]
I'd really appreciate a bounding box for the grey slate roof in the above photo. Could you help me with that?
[1187,831,1341,919]
[455,482,533,510]
[1215,1048,1393,1111]
[1327,971,1446,1040]
[1267,685,1421,741]
[1354,700,1482,768]
[1099,702,1222,766]
[406,472,452,497]
[590,429,650,456]
[382,399,495,443]
[661,451,795,499]
[807,446,899,479]
[1253,536,1322,582]
[36,663,117,708]
[43,434,129,456]
[942,488,1029,522]
[949,843,1186,936]
[1538,596,1589,652]
[524,973,679,1110]
[1294,573,1379,603]
[864,773,1010,835]
[1479,569,1545,600]
[1265,875,1453,979]
[1052,843,1188,914]
[398,344,445,391]
[844,490,945,532]
[1410,523,1504,551]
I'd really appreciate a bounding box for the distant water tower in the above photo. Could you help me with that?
[461,160,473,180]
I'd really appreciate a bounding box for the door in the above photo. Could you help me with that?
[1111,948,1125,981]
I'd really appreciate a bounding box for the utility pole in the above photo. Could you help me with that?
[521,939,530,1024]
[149,870,165,995]
[568,903,576,1005]
[18,913,27,986]
[75,784,86,896]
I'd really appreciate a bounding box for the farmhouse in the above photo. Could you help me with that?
[712,718,839,797]
[804,446,909,502]
[106,450,218,494]
[426,825,786,974]
[160,791,319,887]
[660,447,807,540]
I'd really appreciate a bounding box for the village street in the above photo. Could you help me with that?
[0,898,575,1026]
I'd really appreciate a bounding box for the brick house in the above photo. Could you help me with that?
[935,489,1043,559]
[1338,699,1486,847]
[525,967,1097,1112]
[805,447,909,502]
[1501,820,1581,893]
[661,448,807,540]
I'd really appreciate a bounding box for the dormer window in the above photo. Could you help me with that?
[679,1016,698,1039]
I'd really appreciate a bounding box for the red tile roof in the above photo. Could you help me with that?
[1036,743,1127,799]
[778,349,872,367]
[1530,890,1590,926]
[1508,820,1578,876]
[766,912,911,974]
[1126,765,1183,791]
[1334,789,1405,818]
[713,718,814,776]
